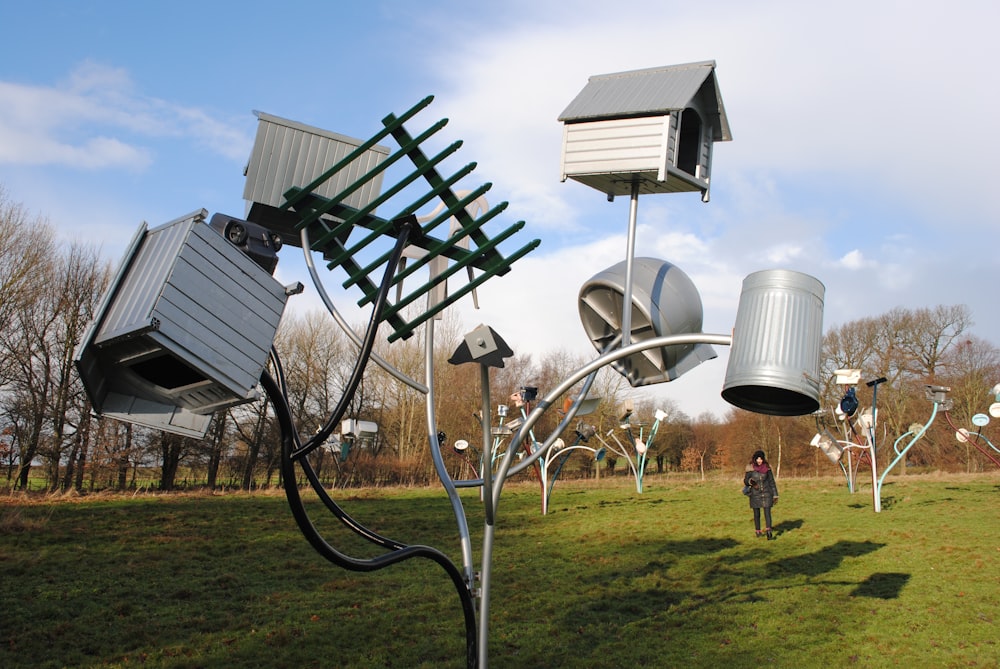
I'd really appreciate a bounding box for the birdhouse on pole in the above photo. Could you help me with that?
[558,61,731,202]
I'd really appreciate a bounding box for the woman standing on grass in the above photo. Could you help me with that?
[744,450,779,540]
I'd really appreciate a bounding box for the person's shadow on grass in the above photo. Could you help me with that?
[772,518,804,535]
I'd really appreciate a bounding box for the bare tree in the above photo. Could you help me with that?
[2,252,58,489]
[0,189,54,386]
[894,305,973,381]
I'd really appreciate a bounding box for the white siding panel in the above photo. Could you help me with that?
[561,117,669,179]
[88,212,288,412]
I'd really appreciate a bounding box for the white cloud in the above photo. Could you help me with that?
[0,61,252,169]
[837,249,867,270]
[405,0,1000,417]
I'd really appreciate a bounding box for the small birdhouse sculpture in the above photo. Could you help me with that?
[558,61,731,202]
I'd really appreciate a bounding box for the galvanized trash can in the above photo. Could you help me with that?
[722,269,825,416]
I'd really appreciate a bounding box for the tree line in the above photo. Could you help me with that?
[2,187,999,493]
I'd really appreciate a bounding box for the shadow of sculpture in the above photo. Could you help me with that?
[850,572,910,599]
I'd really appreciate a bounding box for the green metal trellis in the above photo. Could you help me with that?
[277,96,540,342]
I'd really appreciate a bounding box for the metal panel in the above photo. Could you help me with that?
[579,257,716,386]
[243,112,390,211]
[560,114,707,197]
[722,270,825,416]
[102,391,212,439]
[666,112,679,168]
[94,211,198,346]
[144,221,285,397]
[558,61,727,132]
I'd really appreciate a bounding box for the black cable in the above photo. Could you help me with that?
[264,215,477,664]
[290,216,417,461]
[269,347,407,551]
[262,370,478,667]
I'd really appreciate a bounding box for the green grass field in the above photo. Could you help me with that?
[2,473,998,668]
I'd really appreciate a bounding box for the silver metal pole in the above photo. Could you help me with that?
[422,319,476,584]
[621,180,640,347]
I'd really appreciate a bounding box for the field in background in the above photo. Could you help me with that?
[2,473,998,668]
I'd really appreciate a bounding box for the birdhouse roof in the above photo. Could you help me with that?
[558,61,732,141]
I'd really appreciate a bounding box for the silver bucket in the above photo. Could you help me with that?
[722,269,824,416]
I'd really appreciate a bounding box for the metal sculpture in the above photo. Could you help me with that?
[587,406,669,495]
[77,62,828,667]
[810,370,886,508]
[813,376,1000,513]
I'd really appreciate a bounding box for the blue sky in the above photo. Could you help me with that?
[2,0,998,419]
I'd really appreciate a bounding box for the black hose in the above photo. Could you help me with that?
[262,371,478,667]
[290,216,416,461]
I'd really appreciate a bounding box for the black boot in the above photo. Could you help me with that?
[766,529,774,540]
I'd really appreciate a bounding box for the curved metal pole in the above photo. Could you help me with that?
[838,459,852,491]
[635,418,663,493]
[422,318,476,589]
[877,402,938,499]
[447,368,599,490]
[595,430,642,490]
[543,443,605,508]
[479,369,600,661]
[473,332,730,667]
[498,333,732,486]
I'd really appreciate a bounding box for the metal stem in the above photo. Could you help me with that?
[621,179,640,347]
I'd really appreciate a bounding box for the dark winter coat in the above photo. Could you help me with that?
[743,465,778,509]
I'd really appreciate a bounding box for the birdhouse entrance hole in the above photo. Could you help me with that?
[130,354,208,390]
[677,109,703,177]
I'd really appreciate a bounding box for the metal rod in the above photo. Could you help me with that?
[621,180,640,347]
[423,318,477,590]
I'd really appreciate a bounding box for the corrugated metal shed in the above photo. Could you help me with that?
[243,112,390,248]
[244,112,390,208]
[558,60,731,141]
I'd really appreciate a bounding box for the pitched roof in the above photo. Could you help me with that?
[558,61,731,141]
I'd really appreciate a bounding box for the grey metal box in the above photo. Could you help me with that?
[244,111,388,215]
[76,210,289,437]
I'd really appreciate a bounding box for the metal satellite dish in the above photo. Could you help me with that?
[990,402,1000,418]
[971,413,990,428]
[955,428,970,444]
[579,257,715,386]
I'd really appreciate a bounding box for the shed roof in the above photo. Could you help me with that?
[558,61,732,141]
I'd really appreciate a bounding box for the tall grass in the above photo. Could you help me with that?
[2,473,998,668]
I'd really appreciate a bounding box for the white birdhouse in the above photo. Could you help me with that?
[558,61,731,202]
